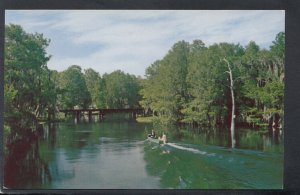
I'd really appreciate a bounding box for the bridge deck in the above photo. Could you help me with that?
[59,108,144,113]
[59,108,144,120]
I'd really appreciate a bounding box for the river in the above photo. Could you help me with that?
[4,114,283,189]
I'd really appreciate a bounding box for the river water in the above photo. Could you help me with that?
[4,115,283,189]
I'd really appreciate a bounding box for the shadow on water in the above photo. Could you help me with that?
[4,117,152,189]
[4,125,54,189]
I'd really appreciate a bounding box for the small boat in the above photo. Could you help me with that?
[147,136,169,145]
[147,136,161,144]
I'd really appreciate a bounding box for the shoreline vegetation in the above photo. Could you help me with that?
[4,24,284,150]
[136,116,154,123]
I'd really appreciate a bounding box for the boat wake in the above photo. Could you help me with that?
[166,143,207,155]
[146,138,216,156]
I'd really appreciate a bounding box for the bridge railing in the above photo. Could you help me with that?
[59,108,144,113]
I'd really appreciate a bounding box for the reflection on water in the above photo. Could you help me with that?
[4,126,53,189]
[4,116,283,189]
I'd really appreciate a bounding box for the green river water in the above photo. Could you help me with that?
[4,114,283,189]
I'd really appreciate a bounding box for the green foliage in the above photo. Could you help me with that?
[58,65,91,109]
[4,22,284,132]
[102,70,141,108]
[140,32,285,128]
[258,80,284,108]
[83,68,103,108]
[4,24,53,127]
[4,84,18,115]
[140,41,190,123]
[271,32,285,59]
[5,25,141,114]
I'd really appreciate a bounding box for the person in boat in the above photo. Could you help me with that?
[148,130,156,138]
[158,132,167,144]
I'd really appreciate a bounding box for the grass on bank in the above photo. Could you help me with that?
[136,116,154,123]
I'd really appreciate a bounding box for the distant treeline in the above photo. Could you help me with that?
[4,24,141,129]
[53,66,141,110]
[4,24,284,133]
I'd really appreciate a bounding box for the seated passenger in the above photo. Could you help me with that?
[148,130,156,138]
[159,132,167,144]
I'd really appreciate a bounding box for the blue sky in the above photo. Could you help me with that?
[5,10,285,77]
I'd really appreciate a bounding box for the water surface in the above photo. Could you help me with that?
[4,117,283,189]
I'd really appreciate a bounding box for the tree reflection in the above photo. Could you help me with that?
[4,129,51,189]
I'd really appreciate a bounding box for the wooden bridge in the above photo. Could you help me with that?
[59,108,144,121]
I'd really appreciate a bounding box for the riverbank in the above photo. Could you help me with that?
[136,116,154,123]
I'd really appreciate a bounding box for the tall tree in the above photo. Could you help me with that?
[102,70,141,108]
[240,33,285,129]
[184,40,212,125]
[223,58,236,148]
[4,24,52,128]
[84,68,103,108]
[140,41,190,123]
[58,65,91,109]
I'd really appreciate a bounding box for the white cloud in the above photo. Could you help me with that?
[5,10,284,77]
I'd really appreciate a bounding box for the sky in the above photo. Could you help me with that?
[5,10,285,77]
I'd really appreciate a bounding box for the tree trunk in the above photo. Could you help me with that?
[224,58,236,148]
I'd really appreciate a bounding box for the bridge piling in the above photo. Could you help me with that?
[98,111,104,120]
[76,111,80,121]
[88,111,92,122]
[132,112,137,119]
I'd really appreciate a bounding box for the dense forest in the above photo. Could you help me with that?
[140,34,284,130]
[4,24,284,148]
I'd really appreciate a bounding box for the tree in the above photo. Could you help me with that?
[58,65,91,109]
[239,33,285,129]
[184,40,212,125]
[102,70,141,108]
[223,58,236,148]
[214,43,244,148]
[140,41,190,124]
[4,24,52,128]
[140,60,165,115]
[270,32,285,82]
[84,68,103,108]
